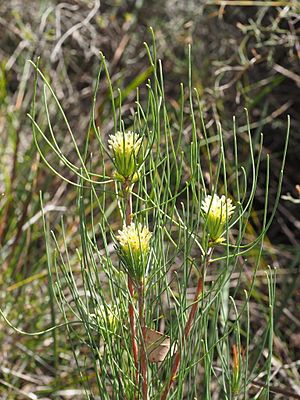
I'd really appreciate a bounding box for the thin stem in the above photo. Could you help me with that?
[128,275,139,386]
[138,281,148,400]
[161,250,212,400]
[122,182,139,394]
[123,181,133,225]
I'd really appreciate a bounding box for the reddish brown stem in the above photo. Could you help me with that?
[138,282,148,400]
[128,275,139,384]
[161,278,203,400]
[123,181,132,226]
[122,182,139,394]
[161,250,212,400]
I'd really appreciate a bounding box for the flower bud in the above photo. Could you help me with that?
[90,304,119,335]
[116,222,151,282]
[108,131,142,180]
[201,194,235,244]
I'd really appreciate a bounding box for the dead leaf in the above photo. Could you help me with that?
[145,327,171,363]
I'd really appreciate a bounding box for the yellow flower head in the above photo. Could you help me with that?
[108,131,142,180]
[201,194,235,243]
[116,222,151,280]
[108,131,142,156]
[117,222,151,257]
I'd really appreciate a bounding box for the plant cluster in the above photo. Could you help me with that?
[0,31,291,399]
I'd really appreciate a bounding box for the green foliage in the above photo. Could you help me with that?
[1,2,298,397]
[1,31,290,399]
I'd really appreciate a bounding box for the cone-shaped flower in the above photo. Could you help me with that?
[201,194,235,244]
[108,131,142,181]
[116,222,151,282]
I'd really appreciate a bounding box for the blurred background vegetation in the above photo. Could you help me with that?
[0,1,299,398]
